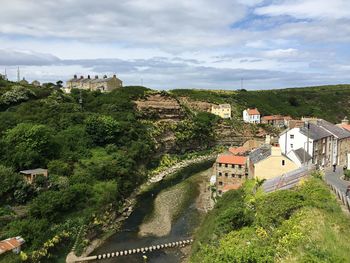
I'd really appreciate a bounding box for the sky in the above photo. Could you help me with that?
[0,0,350,90]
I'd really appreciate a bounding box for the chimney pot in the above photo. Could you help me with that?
[95,75,98,79]
[88,75,90,79]
[80,76,84,79]
[74,74,77,79]
[113,74,116,78]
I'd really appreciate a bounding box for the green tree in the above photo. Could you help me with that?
[85,115,120,145]
[2,123,58,169]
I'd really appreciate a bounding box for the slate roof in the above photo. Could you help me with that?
[293,148,312,163]
[300,120,350,140]
[249,144,271,164]
[300,122,331,140]
[317,119,350,139]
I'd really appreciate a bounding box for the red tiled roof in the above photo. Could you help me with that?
[222,183,242,192]
[340,124,350,132]
[216,154,247,165]
[247,108,260,115]
[0,238,22,254]
[262,115,292,121]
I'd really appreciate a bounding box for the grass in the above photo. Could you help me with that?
[191,177,350,263]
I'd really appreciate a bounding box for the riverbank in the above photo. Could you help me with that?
[69,155,215,262]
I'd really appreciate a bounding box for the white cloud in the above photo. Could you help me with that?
[255,0,350,20]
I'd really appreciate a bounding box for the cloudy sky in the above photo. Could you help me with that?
[0,0,350,90]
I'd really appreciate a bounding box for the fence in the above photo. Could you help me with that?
[324,178,350,213]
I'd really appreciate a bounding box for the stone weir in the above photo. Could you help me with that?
[66,239,193,262]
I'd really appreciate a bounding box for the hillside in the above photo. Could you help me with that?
[191,175,350,263]
[170,84,350,123]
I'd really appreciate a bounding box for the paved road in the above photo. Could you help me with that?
[324,166,349,193]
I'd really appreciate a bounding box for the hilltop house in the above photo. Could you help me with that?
[214,153,248,195]
[20,168,48,184]
[243,108,260,123]
[65,74,122,93]
[211,104,231,119]
[248,145,298,180]
[279,119,350,167]
[31,80,40,87]
[0,237,25,255]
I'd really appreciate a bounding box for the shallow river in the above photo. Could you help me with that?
[92,162,213,263]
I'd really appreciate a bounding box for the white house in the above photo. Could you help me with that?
[243,108,260,123]
[279,127,313,158]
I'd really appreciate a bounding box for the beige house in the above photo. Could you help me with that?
[31,80,41,87]
[65,74,122,93]
[211,104,231,119]
[20,168,48,184]
[249,145,298,180]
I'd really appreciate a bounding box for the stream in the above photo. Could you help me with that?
[92,161,214,263]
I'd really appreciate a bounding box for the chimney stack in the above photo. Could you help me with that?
[113,74,116,78]
[74,74,77,79]
[103,75,107,79]
[80,76,84,79]
[95,75,98,79]
[342,116,349,125]
[87,75,91,79]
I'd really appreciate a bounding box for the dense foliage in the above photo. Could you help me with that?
[0,80,220,262]
[0,82,157,262]
[191,177,350,263]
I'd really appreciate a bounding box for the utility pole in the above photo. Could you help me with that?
[17,67,20,82]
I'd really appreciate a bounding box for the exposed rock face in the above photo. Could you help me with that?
[178,97,214,112]
[135,93,184,120]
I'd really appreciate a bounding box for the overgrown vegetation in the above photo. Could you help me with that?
[0,79,221,263]
[191,177,350,262]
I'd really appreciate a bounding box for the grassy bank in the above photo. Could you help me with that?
[191,176,350,263]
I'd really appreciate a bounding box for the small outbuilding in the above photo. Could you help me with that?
[20,168,48,184]
[0,236,25,255]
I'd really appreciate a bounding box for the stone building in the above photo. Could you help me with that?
[214,153,248,195]
[211,104,231,119]
[31,80,41,87]
[261,115,292,128]
[65,74,122,93]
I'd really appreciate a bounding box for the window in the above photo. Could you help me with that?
[290,134,294,139]
[231,164,234,168]
[282,160,285,166]
[225,173,228,177]
[290,144,293,149]
[219,181,223,186]
[238,174,242,179]
[219,163,222,167]
[225,164,228,168]
[238,165,242,169]
[218,190,222,195]
[232,174,235,177]
[218,172,222,176]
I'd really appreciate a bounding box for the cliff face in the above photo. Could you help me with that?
[177,97,214,112]
[135,93,184,120]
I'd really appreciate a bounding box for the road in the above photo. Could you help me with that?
[324,166,349,193]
